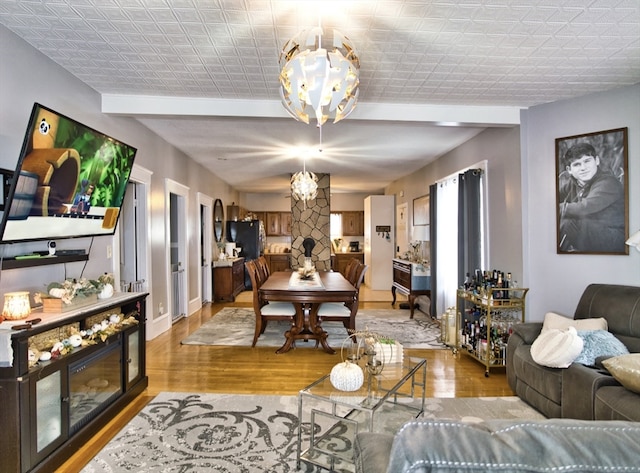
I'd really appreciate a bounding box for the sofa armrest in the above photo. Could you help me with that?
[561,363,621,420]
[354,432,394,473]
[511,322,543,344]
[506,322,543,391]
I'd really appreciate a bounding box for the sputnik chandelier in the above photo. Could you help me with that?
[279,26,360,125]
[280,22,360,204]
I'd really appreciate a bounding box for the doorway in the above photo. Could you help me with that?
[198,193,214,304]
[166,179,189,324]
[115,164,153,337]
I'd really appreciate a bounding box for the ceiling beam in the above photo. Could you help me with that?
[102,94,521,126]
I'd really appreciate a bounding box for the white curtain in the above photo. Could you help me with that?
[436,177,459,316]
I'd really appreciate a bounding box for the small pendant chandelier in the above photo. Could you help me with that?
[291,157,318,205]
[279,25,360,126]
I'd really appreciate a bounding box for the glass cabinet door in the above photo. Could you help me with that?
[125,327,142,388]
[33,368,66,461]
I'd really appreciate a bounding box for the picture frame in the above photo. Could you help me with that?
[413,194,430,226]
[555,127,628,255]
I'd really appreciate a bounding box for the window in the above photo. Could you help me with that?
[330,212,342,239]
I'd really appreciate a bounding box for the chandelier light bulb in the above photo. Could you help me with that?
[279,27,360,126]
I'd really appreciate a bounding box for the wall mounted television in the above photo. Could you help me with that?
[0,103,137,244]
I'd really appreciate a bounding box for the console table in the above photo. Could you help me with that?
[0,292,148,473]
[391,258,431,318]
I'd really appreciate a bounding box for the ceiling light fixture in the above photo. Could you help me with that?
[291,155,318,207]
[279,25,360,125]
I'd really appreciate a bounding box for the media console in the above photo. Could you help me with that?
[0,292,148,473]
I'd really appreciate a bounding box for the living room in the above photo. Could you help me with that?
[0,3,639,472]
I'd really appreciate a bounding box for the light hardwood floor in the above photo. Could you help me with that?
[57,286,514,472]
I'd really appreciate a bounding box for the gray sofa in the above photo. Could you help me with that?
[354,418,640,473]
[506,283,640,420]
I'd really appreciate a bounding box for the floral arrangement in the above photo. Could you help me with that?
[34,274,114,305]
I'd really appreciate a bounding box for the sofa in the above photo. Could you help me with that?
[354,418,640,473]
[506,283,640,420]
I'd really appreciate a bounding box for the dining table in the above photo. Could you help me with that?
[258,270,357,354]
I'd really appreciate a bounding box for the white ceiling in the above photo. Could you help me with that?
[1,0,638,194]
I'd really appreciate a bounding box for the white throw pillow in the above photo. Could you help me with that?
[531,326,584,368]
[541,311,608,332]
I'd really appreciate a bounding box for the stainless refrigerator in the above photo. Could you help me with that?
[226,219,264,288]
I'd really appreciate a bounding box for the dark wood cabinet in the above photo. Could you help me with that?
[265,212,281,236]
[342,211,364,236]
[391,258,431,318]
[266,253,290,273]
[0,293,148,473]
[213,257,245,301]
[265,212,292,236]
[280,212,292,235]
[333,252,364,277]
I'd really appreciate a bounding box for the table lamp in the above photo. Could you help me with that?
[2,291,31,320]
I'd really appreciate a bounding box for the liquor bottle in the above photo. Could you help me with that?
[464,272,472,290]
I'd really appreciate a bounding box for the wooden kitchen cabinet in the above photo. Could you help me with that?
[280,212,292,235]
[265,212,292,236]
[333,252,364,277]
[342,211,364,236]
[266,253,290,272]
[213,257,245,301]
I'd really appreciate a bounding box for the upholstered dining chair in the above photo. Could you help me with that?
[317,262,369,337]
[245,259,296,347]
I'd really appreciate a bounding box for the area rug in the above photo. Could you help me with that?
[181,307,445,349]
[82,392,545,473]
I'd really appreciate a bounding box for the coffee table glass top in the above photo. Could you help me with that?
[297,353,426,472]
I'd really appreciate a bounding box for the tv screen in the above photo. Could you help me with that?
[0,103,137,243]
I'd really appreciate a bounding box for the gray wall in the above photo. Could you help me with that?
[0,25,237,332]
[386,126,524,286]
[521,83,640,321]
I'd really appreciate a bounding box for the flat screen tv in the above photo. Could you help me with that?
[0,103,137,243]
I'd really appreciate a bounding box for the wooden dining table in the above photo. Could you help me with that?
[258,270,356,354]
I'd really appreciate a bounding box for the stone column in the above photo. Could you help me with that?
[291,173,331,270]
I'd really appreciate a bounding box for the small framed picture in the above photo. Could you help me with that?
[555,127,628,255]
[413,195,430,226]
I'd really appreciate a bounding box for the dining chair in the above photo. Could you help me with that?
[245,259,296,347]
[256,255,270,281]
[317,262,369,337]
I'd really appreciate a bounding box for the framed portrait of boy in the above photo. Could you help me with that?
[555,127,628,255]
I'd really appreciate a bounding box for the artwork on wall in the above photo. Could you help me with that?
[555,127,628,255]
[413,195,430,226]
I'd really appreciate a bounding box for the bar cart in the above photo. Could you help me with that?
[456,287,529,377]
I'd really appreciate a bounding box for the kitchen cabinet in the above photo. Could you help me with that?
[0,293,147,473]
[342,211,364,236]
[266,253,290,273]
[265,212,292,236]
[333,252,364,277]
[213,257,245,301]
[280,212,292,235]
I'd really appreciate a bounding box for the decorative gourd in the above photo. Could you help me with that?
[330,361,364,391]
[98,283,114,299]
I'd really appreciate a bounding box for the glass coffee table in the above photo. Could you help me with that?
[296,354,426,472]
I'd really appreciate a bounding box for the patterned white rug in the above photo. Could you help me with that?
[181,307,446,349]
[82,393,545,473]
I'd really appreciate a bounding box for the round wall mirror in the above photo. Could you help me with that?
[213,198,224,242]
